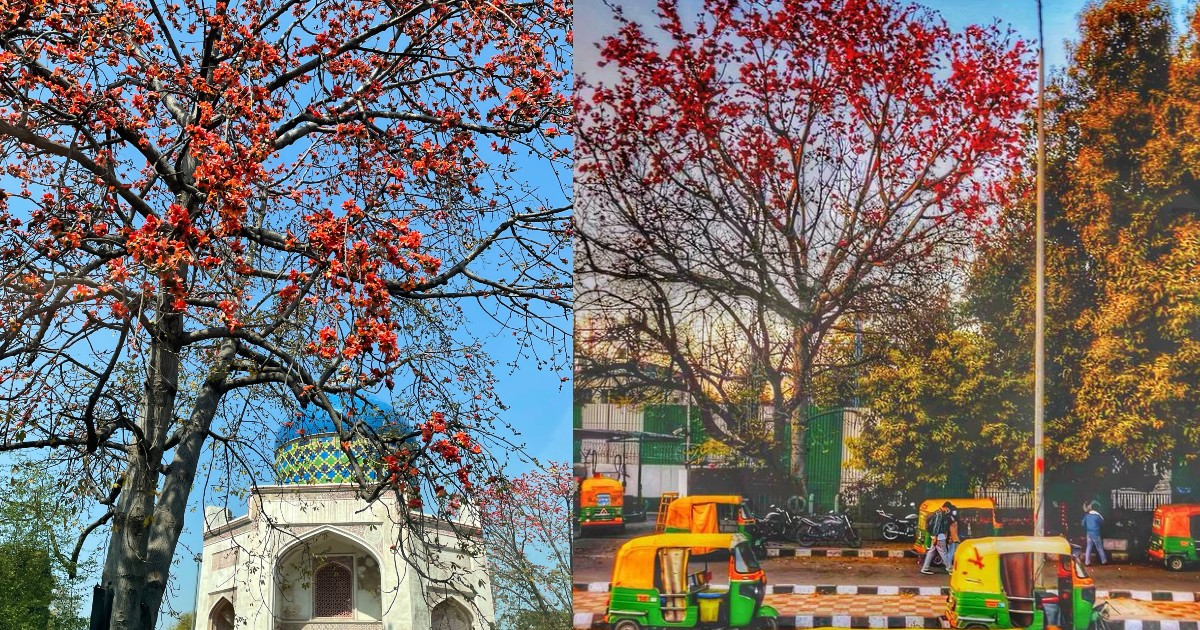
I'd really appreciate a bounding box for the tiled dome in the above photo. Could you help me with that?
[273,398,409,485]
[275,433,379,484]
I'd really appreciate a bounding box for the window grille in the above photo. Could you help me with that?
[313,559,353,618]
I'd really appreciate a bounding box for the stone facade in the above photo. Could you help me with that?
[194,484,494,630]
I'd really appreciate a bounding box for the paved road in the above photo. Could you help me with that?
[574,590,1200,619]
[574,533,1200,591]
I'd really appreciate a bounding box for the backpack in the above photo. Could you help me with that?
[927,510,947,537]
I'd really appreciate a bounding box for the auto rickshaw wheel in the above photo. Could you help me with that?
[755,616,779,629]
[611,619,642,630]
[1167,555,1187,571]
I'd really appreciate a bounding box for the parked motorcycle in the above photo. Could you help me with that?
[796,511,861,548]
[759,504,802,542]
[877,503,918,541]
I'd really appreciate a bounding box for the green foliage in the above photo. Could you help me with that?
[498,609,571,630]
[1032,0,1200,483]
[168,612,195,630]
[0,541,54,630]
[0,463,92,630]
[852,325,1029,496]
[887,0,1200,495]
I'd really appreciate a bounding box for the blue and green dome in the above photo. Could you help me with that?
[273,398,411,485]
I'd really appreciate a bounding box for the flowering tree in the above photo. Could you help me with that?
[478,462,571,630]
[0,0,571,627]
[576,0,1033,485]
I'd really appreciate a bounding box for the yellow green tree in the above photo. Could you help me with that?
[852,304,1029,496]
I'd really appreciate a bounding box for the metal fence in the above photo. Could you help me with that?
[977,487,1033,509]
[1111,488,1172,511]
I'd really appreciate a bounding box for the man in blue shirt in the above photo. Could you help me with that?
[1081,502,1107,566]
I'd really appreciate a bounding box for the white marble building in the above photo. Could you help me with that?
[194,457,494,630]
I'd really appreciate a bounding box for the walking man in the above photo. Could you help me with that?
[1082,501,1107,566]
[921,502,954,574]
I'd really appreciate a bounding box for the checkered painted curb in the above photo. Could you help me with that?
[1101,591,1200,602]
[573,615,1200,629]
[765,547,918,559]
[573,612,946,628]
[769,585,949,596]
[574,582,1200,602]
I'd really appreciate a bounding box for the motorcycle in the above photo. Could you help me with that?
[877,503,918,541]
[759,504,802,542]
[796,511,861,548]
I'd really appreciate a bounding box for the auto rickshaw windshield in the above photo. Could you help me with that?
[733,542,760,573]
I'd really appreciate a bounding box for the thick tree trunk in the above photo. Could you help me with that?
[789,413,808,498]
[102,317,182,629]
[100,336,234,629]
[139,339,236,626]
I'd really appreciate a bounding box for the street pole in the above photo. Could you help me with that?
[684,392,691,496]
[1034,0,1047,538]
[192,553,202,629]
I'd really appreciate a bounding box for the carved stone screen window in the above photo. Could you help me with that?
[313,557,354,618]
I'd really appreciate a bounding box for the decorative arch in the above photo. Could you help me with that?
[430,597,473,630]
[273,526,384,623]
[274,524,385,567]
[209,597,235,630]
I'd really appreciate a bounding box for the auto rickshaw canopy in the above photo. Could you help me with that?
[949,536,1074,593]
[612,533,746,590]
[580,475,624,498]
[1153,504,1200,538]
[665,495,744,532]
[918,497,999,530]
[918,497,996,514]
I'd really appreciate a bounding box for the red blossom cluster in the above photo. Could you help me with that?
[379,410,488,514]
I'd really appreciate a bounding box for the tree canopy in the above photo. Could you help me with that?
[0,0,571,627]
[478,462,571,630]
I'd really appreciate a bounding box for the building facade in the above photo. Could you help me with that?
[195,433,494,630]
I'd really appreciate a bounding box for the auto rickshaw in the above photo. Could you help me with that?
[579,473,625,533]
[914,498,1000,564]
[605,532,780,630]
[1148,503,1200,570]
[947,536,1104,630]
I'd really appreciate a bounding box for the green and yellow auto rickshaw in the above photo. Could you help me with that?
[947,536,1105,630]
[579,473,625,534]
[914,498,1000,565]
[605,532,780,630]
[1148,503,1200,570]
